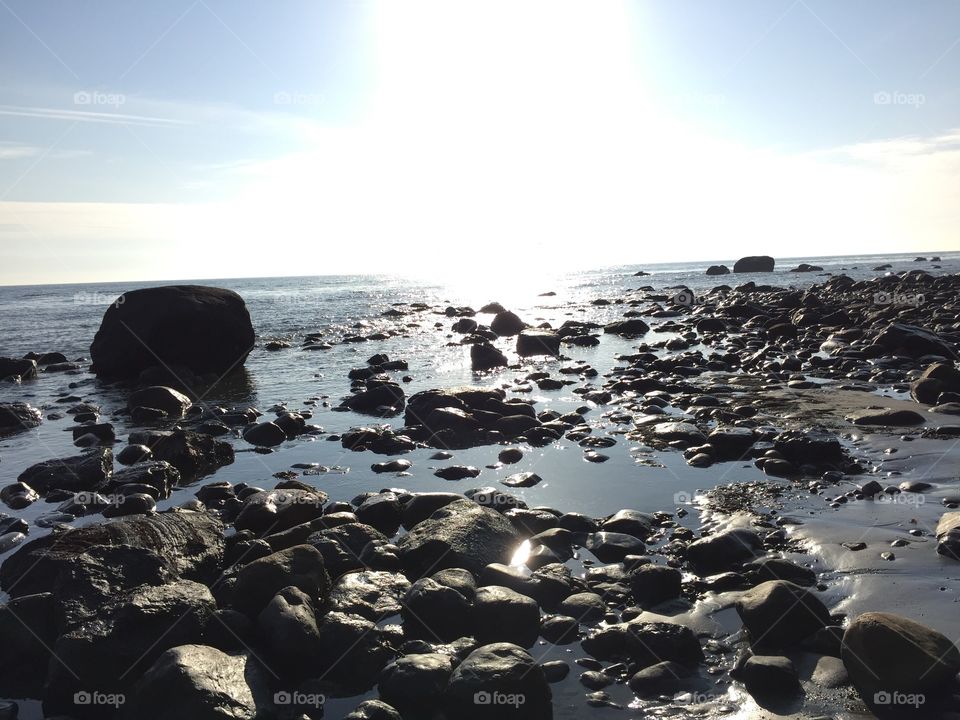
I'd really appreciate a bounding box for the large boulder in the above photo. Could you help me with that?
[842,612,960,699]
[231,544,331,618]
[123,644,270,720]
[686,528,762,573]
[90,285,255,379]
[733,256,775,273]
[233,488,328,534]
[0,511,224,597]
[912,362,960,404]
[45,580,217,716]
[399,499,521,578]
[705,265,730,276]
[490,311,526,337]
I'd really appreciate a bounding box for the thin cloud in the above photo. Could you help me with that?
[0,105,190,128]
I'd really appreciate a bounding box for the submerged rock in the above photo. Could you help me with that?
[0,402,42,435]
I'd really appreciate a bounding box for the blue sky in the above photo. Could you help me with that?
[1,0,958,284]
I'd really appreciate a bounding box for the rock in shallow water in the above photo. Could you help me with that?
[90,285,256,379]
[842,611,960,700]
[445,642,552,719]
[0,402,42,435]
[399,499,521,578]
[736,580,831,650]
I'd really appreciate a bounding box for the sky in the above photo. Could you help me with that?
[1,0,958,285]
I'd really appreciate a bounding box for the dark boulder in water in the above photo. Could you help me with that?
[490,311,526,337]
[128,386,192,417]
[604,318,650,336]
[0,402,42,435]
[733,256,775,273]
[0,357,37,381]
[874,322,957,360]
[127,429,233,480]
[17,448,113,494]
[705,265,730,276]
[90,285,255,379]
[471,342,508,371]
[516,330,561,357]
[341,379,406,416]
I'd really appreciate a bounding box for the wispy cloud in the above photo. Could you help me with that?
[0,105,190,128]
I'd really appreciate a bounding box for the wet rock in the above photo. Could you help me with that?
[585,532,645,562]
[540,614,580,644]
[516,330,561,357]
[379,653,454,712]
[103,491,157,517]
[790,263,823,272]
[705,265,730,276]
[356,492,403,534]
[734,256,775,272]
[502,471,542,488]
[473,585,540,647]
[627,660,692,696]
[498,448,523,464]
[471,343,508,371]
[128,386,192,418]
[17,448,112,494]
[124,644,269,720]
[230,544,331,618]
[558,592,606,623]
[743,557,816,586]
[341,426,416,455]
[345,700,403,720]
[329,570,410,620]
[850,408,926,426]
[234,488,328,534]
[629,564,682,606]
[0,511,224,597]
[686,528,762,573]
[108,460,178,499]
[342,379,406,416]
[256,585,324,679]
[445,643,552,719]
[773,428,846,466]
[128,429,233,480]
[0,357,37,380]
[0,402,42,435]
[372,459,412,474]
[242,421,286,447]
[402,577,472,640]
[652,422,706,446]
[732,654,800,698]
[399,499,521,578]
[936,511,960,560]
[874,322,957,360]
[0,592,55,697]
[490,311,526,337]
[434,465,480,480]
[601,509,654,538]
[46,579,217,715]
[90,285,256,378]
[604,318,650,336]
[401,492,462,529]
[315,611,393,690]
[707,427,757,460]
[0,482,38,510]
[581,621,704,667]
[736,580,831,650]
[117,444,153,465]
[842,612,960,699]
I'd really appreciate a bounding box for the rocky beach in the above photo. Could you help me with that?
[1,254,960,720]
